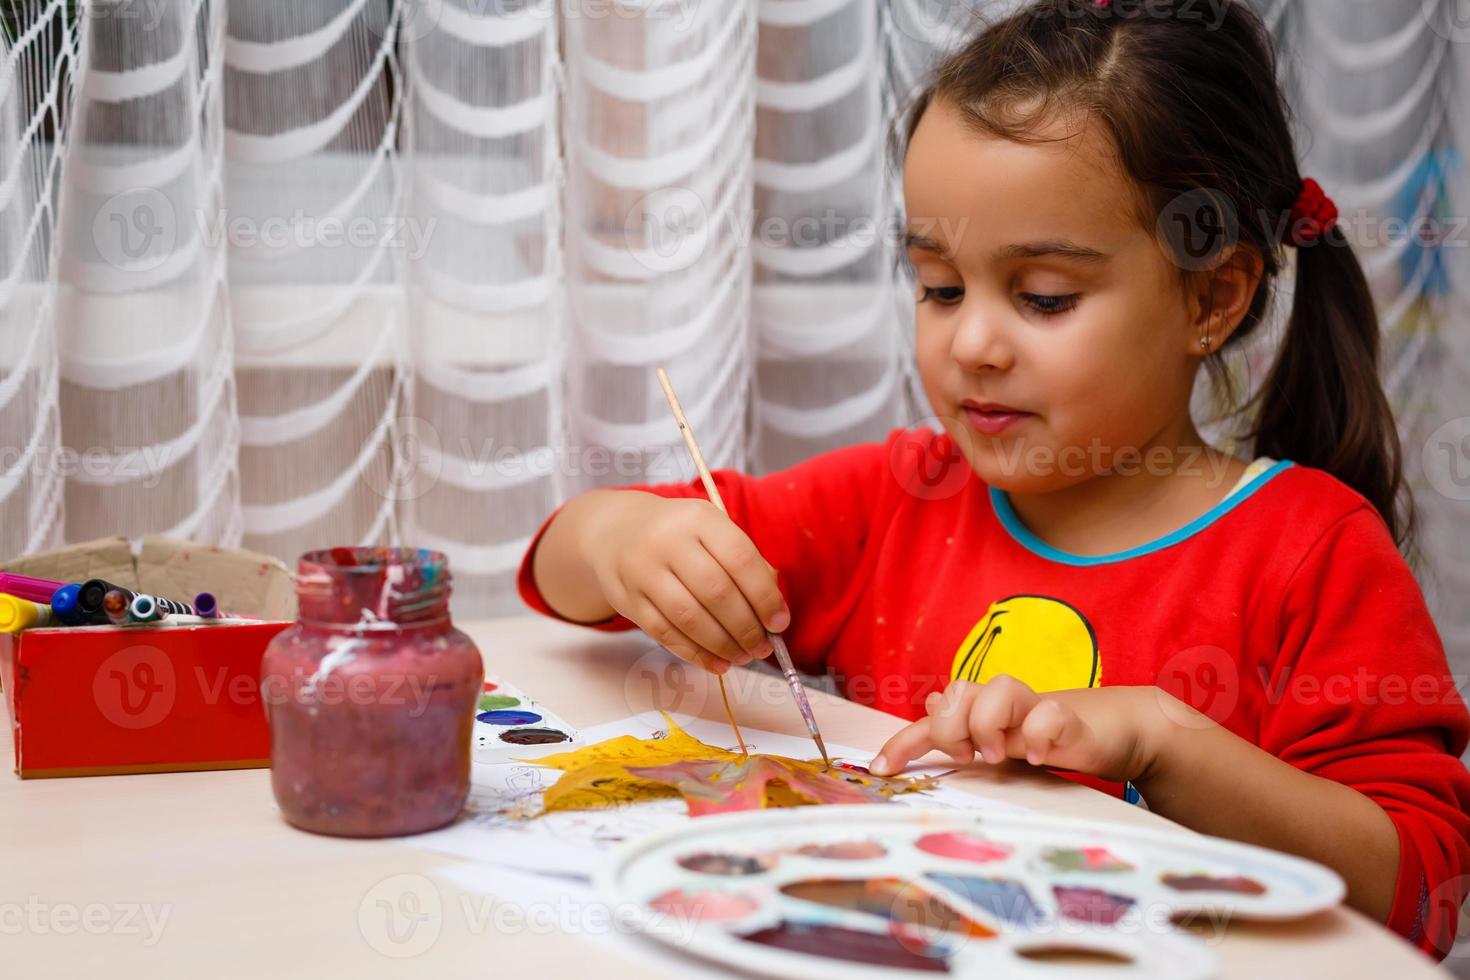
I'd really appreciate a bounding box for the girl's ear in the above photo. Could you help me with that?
[1187,244,1265,353]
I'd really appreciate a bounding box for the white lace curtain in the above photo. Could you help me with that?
[2,1,1466,681]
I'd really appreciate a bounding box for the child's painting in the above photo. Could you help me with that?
[531,713,938,816]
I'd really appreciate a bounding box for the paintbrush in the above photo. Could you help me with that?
[655,367,833,769]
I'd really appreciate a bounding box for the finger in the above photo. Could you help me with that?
[1019,698,1093,768]
[926,681,979,764]
[869,718,935,776]
[969,675,1041,764]
[698,519,791,633]
[670,546,770,659]
[645,571,747,665]
[634,596,731,676]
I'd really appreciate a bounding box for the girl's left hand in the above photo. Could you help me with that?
[868,676,1178,782]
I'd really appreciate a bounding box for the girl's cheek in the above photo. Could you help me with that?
[914,309,955,363]
[917,355,958,419]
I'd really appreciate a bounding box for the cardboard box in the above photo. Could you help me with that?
[0,536,296,778]
[1,535,297,620]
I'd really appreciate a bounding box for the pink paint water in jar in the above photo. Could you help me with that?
[261,547,482,837]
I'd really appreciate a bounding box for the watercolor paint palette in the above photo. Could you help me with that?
[472,676,583,763]
[602,806,1345,979]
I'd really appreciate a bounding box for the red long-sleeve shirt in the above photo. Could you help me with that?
[518,426,1470,956]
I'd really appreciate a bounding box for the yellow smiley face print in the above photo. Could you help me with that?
[950,595,1101,692]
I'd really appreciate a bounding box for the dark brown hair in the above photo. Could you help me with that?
[903,0,1411,548]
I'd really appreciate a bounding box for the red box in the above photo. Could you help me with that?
[0,621,290,778]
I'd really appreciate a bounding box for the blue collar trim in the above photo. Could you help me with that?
[989,460,1295,566]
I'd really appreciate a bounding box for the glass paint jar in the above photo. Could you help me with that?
[261,547,481,837]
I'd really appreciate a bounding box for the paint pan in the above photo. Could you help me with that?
[793,840,886,861]
[498,728,570,746]
[477,709,543,726]
[1160,872,1267,895]
[915,831,1012,864]
[677,851,777,876]
[648,887,763,924]
[739,919,952,973]
[778,877,994,937]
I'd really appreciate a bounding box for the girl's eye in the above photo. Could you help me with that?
[919,285,965,305]
[1022,293,1080,316]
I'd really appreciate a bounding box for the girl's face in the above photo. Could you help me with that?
[904,97,1205,494]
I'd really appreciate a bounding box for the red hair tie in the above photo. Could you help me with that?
[1283,178,1338,246]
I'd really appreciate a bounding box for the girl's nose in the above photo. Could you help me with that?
[950,307,1015,372]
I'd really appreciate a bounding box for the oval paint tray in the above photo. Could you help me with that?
[599,806,1345,979]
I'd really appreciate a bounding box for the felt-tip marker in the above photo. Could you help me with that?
[82,579,196,620]
[50,584,84,625]
[0,595,56,633]
[102,588,134,625]
[143,593,194,616]
[129,594,162,622]
[190,593,247,620]
[0,572,66,604]
[127,594,205,622]
[78,579,129,621]
[116,613,257,627]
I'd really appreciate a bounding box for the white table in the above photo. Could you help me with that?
[0,616,1445,977]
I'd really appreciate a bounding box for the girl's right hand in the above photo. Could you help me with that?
[587,492,791,675]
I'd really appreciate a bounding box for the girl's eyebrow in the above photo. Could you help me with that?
[998,239,1110,263]
[904,232,949,256]
[904,232,1108,265]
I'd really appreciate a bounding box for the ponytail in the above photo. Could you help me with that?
[1249,228,1412,548]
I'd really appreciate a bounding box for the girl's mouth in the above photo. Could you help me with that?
[961,402,1034,435]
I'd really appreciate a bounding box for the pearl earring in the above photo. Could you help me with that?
[1200,313,1223,351]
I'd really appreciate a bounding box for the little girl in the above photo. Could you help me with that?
[519,0,1470,957]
